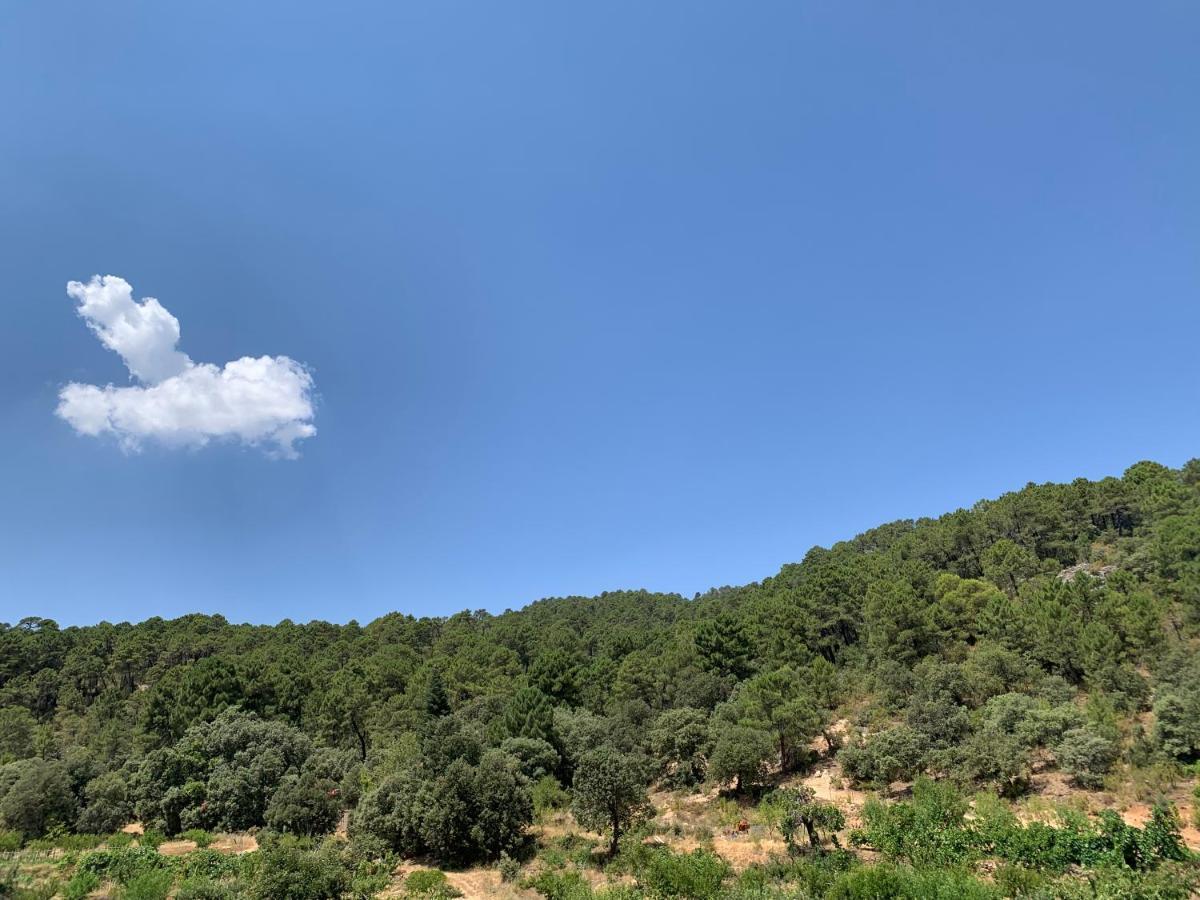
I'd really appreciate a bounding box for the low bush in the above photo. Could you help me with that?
[175,877,238,900]
[77,846,174,885]
[179,828,214,848]
[636,846,730,899]
[404,868,462,897]
[826,862,1000,899]
[523,868,593,899]
[62,871,101,900]
[499,850,522,882]
[120,869,175,900]
[249,836,349,900]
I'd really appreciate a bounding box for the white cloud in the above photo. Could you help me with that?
[56,275,316,458]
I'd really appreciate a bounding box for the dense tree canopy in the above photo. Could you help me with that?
[0,458,1198,893]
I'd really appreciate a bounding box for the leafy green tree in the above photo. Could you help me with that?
[499,737,559,781]
[648,708,709,788]
[130,709,312,834]
[250,835,349,900]
[500,686,555,745]
[864,580,933,664]
[0,707,36,763]
[1056,727,1117,788]
[724,667,826,772]
[528,650,582,706]
[694,616,753,681]
[981,539,1041,596]
[77,771,133,833]
[350,751,531,864]
[571,746,649,856]
[1153,689,1200,760]
[777,786,845,851]
[315,668,371,761]
[265,770,341,835]
[0,758,77,837]
[424,668,451,719]
[839,726,925,788]
[707,725,774,794]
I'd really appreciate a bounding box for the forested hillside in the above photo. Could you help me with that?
[3,460,1200,898]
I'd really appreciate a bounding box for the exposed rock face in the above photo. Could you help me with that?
[1056,563,1117,583]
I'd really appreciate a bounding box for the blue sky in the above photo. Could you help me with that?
[1,2,1197,626]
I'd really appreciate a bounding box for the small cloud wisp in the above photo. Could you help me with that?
[56,275,316,458]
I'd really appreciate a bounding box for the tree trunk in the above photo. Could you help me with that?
[352,719,368,761]
[610,817,621,857]
[804,820,819,848]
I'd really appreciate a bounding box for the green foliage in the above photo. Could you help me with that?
[826,862,1001,900]
[523,867,595,900]
[130,708,313,834]
[858,781,1191,876]
[175,878,238,900]
[776,786,846,852]
[571,747,650,856]
[403,868,462,898]
[264,770,341,836]
[647,709,709,788]
[178,828,214,848]
[498,850,522,882]
[62,871,101,900]
[0,758,77,837]
[249,836,349,900]
[119,869,174,900]
[501,687,557,744]
[501,737,560,781]
[707,725,774,794]
[76,771,133,834]
[854,778,975,868]
[532,774,569,818]
[77,846,173,885]
[3,457,1200,898]
[636,846,731,898]
[352,749,532,864]
[1153,688,1200,760]
[1056,726,1118,788]
[839,725,926,788]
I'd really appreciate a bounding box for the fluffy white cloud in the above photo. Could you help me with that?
[56,276,316,458]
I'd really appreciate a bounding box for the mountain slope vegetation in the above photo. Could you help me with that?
[3,459,1200,897]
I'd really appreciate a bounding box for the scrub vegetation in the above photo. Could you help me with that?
[3,459,1200,896]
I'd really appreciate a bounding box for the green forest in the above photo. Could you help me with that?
[3,459,1200,898]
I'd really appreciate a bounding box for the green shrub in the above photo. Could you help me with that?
[532,774,569,818]
[179,828,214,848]
[139,828,167,849]
[180,847,241,882]
[78,846,173,885]
[827,862,1000,899]
[26,829,105,852]
[120,869,175,900]
[523,868,593,899]
[1056,727,1118,788]
[77,771,134,834]
[404,868,463,897]
[637,846,731,899]
[62,871,102,900]
[264,771,341,836]
[107,831,136,849]
[0,829,21,851]
[175,877,238,900]
[499,850,522,882]
[839,726,926,787]
[250,837,349,900]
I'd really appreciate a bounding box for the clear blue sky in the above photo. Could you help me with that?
[2,2,1197,626]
